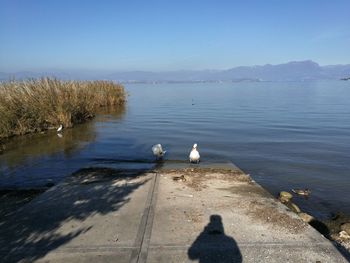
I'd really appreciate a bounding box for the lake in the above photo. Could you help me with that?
[0,81,349,219]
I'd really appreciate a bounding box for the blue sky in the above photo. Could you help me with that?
[0,0,349,71]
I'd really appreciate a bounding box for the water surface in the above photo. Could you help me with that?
[1,81,349,219]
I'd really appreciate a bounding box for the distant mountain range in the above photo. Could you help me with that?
[1,60,350,82]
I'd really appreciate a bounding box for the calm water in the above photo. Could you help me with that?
[1,81,349,219]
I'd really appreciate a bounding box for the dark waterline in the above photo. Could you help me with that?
[0,81,349,219]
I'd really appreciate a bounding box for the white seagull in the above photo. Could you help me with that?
[152,144,166,159]
[189,143,200,163]
[57,124,63,133]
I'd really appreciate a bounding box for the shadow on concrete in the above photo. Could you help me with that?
[188,214,242,263]
[0,164,160,262]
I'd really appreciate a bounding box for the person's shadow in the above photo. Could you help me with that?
[188,214,242,263]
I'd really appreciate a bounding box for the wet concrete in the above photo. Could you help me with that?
[0,163,347,262]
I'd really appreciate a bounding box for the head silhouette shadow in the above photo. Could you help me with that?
[188,214,242,263]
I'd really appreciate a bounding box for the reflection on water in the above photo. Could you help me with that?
[0,82,350,219]
[2,122,96,169]
[0,105,125,188]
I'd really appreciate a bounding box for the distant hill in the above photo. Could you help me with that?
[1,61,350,82]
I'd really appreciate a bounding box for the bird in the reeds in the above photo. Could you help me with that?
[57,125,63,132]
[189,143,200,163]
[292,188,311,196]
[152,144,166,159]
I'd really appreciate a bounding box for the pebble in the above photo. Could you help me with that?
[288,202,301,213]
[340,222,350,234]
[279,191,292,203]
[339,230,350,240]
[298,212,314,223]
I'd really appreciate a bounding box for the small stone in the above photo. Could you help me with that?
[287,202,301,213]
[279,191,292,199]
[298,212,314,223]
[339,230,350,240]
[340,222,350,234]
[279,191,292,202]
[280,197,291,204]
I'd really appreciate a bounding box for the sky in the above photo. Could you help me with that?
[0,0,350,72]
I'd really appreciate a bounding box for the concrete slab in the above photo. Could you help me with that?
[156,161,240,171]
[0,163,347,262]
[148,167,346,262]
[0,168,155,262]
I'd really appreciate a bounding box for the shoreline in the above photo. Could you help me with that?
[0,163,348,261]
[1,164,349,258]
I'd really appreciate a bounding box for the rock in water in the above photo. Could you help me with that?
[287,202,301,213]
[339,230,350,240]
[279,191,292,203]
[298,212,315,223]
[340,222,350,234]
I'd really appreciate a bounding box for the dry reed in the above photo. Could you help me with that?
[0,78,125,140]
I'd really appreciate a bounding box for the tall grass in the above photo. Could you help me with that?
[0,78,125,140]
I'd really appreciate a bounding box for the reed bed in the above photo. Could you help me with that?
[0,78,125,140]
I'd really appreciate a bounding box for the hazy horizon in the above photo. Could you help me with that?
[1,60,350,74]
[1,60,349,82]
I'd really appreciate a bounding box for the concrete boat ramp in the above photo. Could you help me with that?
[0,162,347,262]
